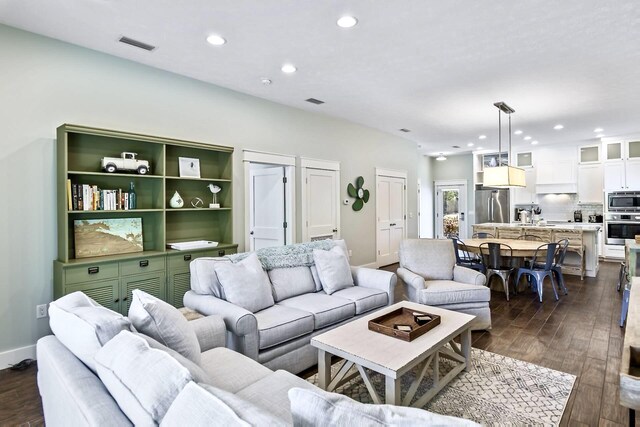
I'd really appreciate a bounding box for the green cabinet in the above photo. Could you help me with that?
[54,124,238,310]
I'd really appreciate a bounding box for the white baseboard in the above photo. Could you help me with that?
[356,262,378,269]
[0,344,37,370]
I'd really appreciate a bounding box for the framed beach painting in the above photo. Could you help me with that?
[74,218,143,258]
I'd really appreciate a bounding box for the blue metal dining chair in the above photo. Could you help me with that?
[452,238,485,273]
[479,242,515,301]
[551,239,570,295]
[515,242,559,303]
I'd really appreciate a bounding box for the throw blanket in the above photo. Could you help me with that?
[227,240,336,270]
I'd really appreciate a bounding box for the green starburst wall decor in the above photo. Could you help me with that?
[347,176,370,211]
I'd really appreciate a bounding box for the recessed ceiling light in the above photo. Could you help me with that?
[436,153,447,161]
[281,64,297,74]
[337,16,358,28]
[478,135,487,140]
[467,142,474,147]
[596,133,604,138]
[524,136,532,140]
[514,130,523,135]
[206,35,226,46]
[594,128,604,133]
[531,140,539,145]
[554,124,564,130]
[261,78,272,85]
[477,146,484,150]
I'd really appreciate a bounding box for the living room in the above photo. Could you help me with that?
[1,1,640,426]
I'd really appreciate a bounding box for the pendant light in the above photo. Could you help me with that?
[483,101,526,188]
[436,153,447,161]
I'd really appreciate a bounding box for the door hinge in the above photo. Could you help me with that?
[283,221,288,229]
[283,177,287,184]
[378,250,381,255]
[305,178,308,184]
[404,185,407,190]
[404,215,406,220]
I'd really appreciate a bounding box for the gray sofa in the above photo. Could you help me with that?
[184,240,397,374]
[397,239,491,331]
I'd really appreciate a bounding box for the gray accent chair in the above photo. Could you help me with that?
[397,238,491,330]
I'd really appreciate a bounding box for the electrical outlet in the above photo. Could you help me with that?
[348,250,352,257]
[36,304,48,319]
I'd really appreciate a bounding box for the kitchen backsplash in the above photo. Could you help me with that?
[514,193,603,222]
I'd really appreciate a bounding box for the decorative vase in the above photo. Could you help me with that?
[169,191,184,208]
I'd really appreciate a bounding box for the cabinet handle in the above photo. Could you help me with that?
[88,266,99,275]
[114,298,120,303]
[139,260,149,267]
[218,250,226,257]
[123,296,129,302]
[184,254,192,261]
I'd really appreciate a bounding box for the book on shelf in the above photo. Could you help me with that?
[68,182,137,211]
[167,240,219,250]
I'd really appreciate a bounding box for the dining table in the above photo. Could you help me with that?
[461,238,549,258]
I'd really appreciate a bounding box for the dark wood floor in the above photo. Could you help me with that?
[0,261,631,426]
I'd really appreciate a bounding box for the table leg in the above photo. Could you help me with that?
[385,376,400,405]
[461,328,472,372]
[318,350,331,390]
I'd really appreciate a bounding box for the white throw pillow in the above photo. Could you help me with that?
[288,387,479,427]
[312,247,354,295]
[128,289,201,364]
[213,253,275,313]
[48,291,132,372]
[95,331,192,426]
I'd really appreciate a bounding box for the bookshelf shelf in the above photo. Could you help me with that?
[55,124,237,312]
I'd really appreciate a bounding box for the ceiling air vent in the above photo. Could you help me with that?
[305,98,325,105]
[452,145,460,148]
[399,128,411,133]
[118,36,156,52]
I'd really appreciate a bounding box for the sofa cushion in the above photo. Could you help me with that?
[48,291,132,372]
[200,347,272,393]
[420,280,491,305]
[331,286,388,315]
[268,266,316,302]
[202,383,287,425]
[94,331,192,426]
[236,370,318,425]
[128,289,201,364]
[313,246,354,295]
[288,387,479,427]
[254,305,315,350]
[214,252,275,313]
[278,293,355,329]
[399,239,456,280]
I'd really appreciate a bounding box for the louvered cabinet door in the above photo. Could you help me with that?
[120,272,166,314]
[67,279,120,312]
[167,269,190,308]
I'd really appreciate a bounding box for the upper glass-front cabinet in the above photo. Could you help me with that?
[516,152,533,168]
[629,141,640,159]
[604,140,640,160]
[605,142,623,161]
[579,145,600,163]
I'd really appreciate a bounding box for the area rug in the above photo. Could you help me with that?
[305,348,576,426]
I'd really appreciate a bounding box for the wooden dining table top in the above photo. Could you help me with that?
[462,238,550,258]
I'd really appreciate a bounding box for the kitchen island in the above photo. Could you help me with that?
[472,222,601,278]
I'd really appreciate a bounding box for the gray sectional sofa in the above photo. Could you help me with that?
[184,240,397,374]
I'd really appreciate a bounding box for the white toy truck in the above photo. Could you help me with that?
[101,152,150,175]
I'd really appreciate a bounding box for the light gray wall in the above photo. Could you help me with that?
[0,25,419,355]
[417,155,434,238]
[431,154,474,237]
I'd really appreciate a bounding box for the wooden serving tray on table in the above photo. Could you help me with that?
[368,307,441,342]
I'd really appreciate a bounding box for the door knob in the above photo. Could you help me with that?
[332,229,338,233]
[250,231,254,235]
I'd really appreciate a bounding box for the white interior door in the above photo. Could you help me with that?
[305,168,339,241]
[435,182,467,239]
[250,166,286,250]
[377,175,406,266]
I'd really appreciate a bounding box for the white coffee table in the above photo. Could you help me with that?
[311,301,475,407]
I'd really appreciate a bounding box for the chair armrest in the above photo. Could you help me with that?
[397,268,426,291]
[183,291,259,360]
[453,265,486,286]
[188,315,226,352]
[350,266,397,305]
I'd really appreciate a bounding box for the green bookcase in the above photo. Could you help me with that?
[54,124,237,313]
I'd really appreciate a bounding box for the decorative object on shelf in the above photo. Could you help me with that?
[101,152,150,175]
[179,157,201,178]
[129,182,137,210]
[483,102,526,188]
[74,218,143,259]
[207,184,221,208]
[167,240,218,250]
[190,197,204,208]
[347,176,370,211]
[169,191,184,208]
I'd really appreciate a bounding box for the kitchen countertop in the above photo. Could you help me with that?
[476,222,601,231]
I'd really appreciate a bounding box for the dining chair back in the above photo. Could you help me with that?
[552,239,570,295]
[451,238,485,273]
[472,232,495,238]
[479,242,515,301]
[515,242,559,302]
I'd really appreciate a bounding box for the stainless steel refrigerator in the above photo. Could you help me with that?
[475,189,510,224]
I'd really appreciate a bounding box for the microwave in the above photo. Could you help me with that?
[607,191,640,212]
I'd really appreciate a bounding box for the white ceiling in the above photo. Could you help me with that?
[2,0,640,156]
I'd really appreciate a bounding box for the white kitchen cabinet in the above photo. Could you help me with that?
[512,168,537,204]
[577,164,603,204]
[597,227,603,258]
[605,141,623,161]
[604,162,625,191]
[627,158,640,190]
[536,159,577,193]
[602,140,640,190]
[579,145,600,164]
